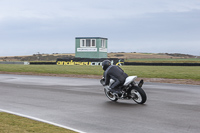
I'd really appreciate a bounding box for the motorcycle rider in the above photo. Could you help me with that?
[101,60,128,97]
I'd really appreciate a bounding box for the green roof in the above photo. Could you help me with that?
[75,37,108,40]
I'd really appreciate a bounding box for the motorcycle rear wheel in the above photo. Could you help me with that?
[104,88,118,101]
[130,86,147,104]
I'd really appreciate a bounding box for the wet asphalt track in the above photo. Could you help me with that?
[0,74,200,133]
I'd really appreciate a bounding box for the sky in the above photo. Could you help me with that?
[0,0,200,56]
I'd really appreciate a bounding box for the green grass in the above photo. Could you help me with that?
[0,64,103,75]
[0,64,200,80]
[125,58,200,63]
[0,112,77,133]
[122,65,200,80]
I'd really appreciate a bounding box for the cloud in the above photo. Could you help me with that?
[0,0,200,56]
[1,0,200,21]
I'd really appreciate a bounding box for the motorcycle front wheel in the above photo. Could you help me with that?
[104,88,118,101]
[130,86,147,104]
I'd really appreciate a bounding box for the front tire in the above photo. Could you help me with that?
[130,86,147,104]
[104,88,118,101]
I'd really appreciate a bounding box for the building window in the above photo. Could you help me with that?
[80,39,96,47]
[86,39,90,47]
[101,39,106,48]
[80,39,86,47]
[92,39,96,47]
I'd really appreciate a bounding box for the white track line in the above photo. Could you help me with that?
[0,109,86,133]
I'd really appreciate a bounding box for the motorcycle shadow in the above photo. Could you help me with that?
[103,100,147,107]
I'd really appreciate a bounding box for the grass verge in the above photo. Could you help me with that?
[0,64,200,80]
[0,112,77,133]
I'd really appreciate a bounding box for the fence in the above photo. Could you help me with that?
[1,61,200,66]
[124,62,200,66]
[0,61,28,65]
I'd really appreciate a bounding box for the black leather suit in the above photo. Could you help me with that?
[103,65,128,90]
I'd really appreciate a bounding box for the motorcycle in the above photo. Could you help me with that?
[100,76,147,104]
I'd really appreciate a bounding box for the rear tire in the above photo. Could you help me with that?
[104,88,118,101]
[130,86,147,104]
